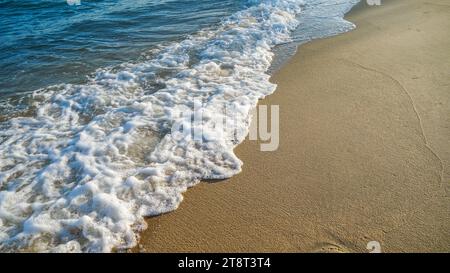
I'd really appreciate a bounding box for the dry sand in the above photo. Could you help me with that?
[135,0,450,253]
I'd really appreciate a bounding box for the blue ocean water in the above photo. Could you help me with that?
[0,0,244,97]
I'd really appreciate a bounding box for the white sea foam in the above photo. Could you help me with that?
[0,0,358,252]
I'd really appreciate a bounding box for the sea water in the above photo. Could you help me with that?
[0,0,359,252]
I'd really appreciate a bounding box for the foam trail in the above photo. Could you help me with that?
[0,0,358,252]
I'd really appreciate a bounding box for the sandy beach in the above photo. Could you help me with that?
[135,0,450,253]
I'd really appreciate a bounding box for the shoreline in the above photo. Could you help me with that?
[135,0,450,253]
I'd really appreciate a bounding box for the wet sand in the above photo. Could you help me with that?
[135,0,450,253]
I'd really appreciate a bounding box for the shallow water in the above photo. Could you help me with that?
[0,0,244,97]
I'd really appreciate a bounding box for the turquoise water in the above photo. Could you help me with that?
[0,0,244,97]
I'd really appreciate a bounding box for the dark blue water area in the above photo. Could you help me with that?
[0,0,246,98]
